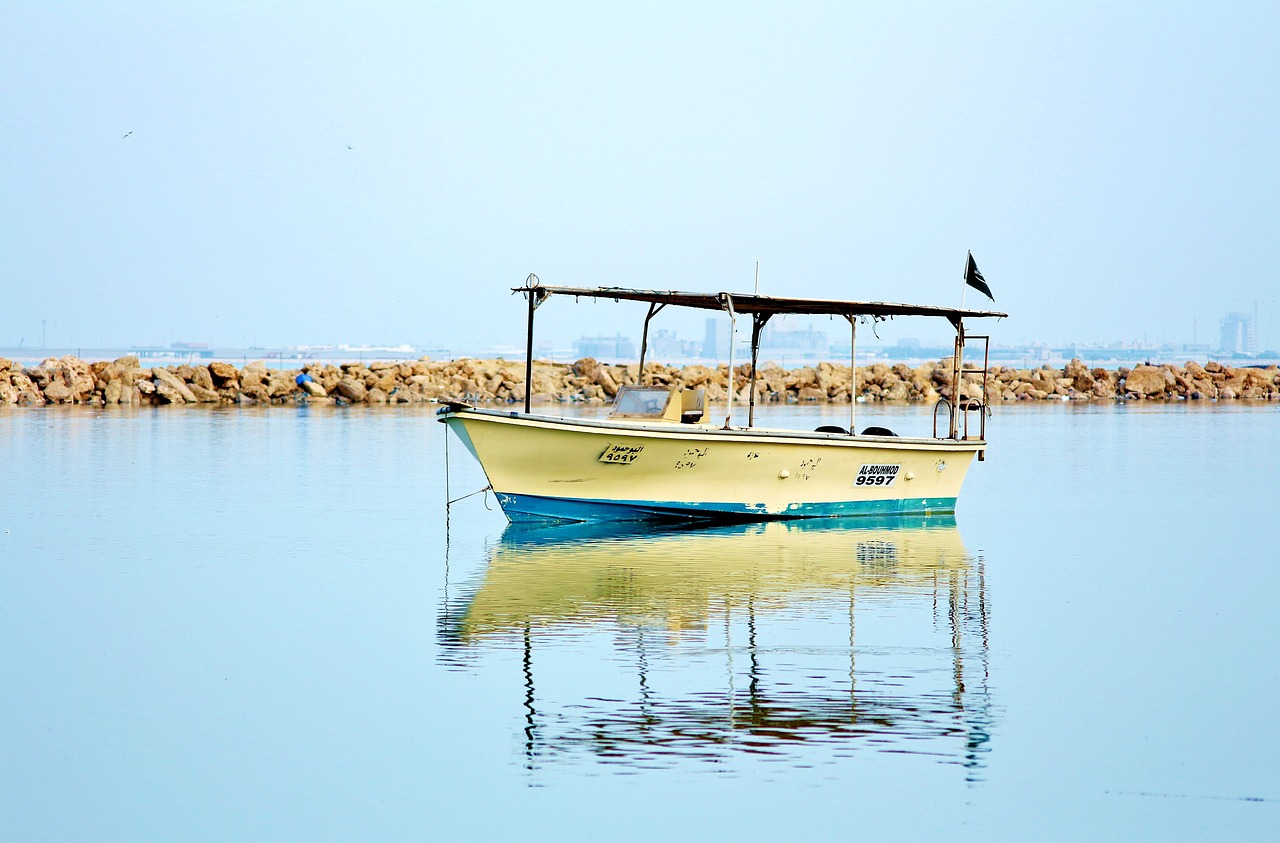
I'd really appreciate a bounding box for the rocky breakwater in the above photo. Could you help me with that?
[1,356,1278,407]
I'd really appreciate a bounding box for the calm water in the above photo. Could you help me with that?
[2,402,1277,840]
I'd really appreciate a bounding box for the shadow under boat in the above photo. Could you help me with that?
[439,515,995,774]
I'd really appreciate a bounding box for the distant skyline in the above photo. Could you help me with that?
[3,312,1273,362]
[3,4,1278,354]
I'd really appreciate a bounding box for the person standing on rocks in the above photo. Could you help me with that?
[295,367,326,397]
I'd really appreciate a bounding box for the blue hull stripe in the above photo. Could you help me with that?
[493,492,959,523]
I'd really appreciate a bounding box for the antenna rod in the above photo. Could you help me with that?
[849,315,856,434]
[724,294,736,427]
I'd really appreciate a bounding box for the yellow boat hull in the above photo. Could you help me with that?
[441,407,983,522]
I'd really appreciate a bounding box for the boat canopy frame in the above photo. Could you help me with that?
[513,277,1007,438]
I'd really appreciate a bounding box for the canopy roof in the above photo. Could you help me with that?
[513,283,1006,323]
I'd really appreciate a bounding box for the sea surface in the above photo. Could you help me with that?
[2,402,1277,841]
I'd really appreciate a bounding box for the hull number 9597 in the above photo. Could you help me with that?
[599,444,644,464]
[855,464,900,487]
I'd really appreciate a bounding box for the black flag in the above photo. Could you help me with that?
[965,251,993,301]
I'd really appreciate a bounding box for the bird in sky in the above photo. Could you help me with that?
[122,131,133,139]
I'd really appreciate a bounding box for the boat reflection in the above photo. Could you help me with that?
[440,516,993,775]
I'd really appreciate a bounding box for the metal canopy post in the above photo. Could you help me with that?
[637,302,666,386]
[949,319,964,439]
[747,313,770,428]
[845,314,857,434]
[523,273,544,414]
[722,294,736,428]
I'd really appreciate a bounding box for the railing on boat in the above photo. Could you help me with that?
[932,332,991,458]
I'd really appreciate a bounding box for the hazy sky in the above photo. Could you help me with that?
[3,2,1278,353]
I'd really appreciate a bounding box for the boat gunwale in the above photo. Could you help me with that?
[439,406,985,450]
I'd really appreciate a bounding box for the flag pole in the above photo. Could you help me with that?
[952,252,971,439]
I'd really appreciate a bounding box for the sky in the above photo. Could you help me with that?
[2,1,1278,354]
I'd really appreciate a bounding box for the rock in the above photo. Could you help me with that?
[1124,365,1168,397]
[786,367,817,390]
[27,366,52,388]
[190,366,215,391]
[336,378,367,402]
[267,373,295,398]
[679,365,714,387]
[1070,368,1096,391]
[13,354,1274,407]
[152,367,198,402]
[153,379,188,404]
[1064,358,1089,379]
[1243,368,1272,387]
[571,358,602,389]
[240,383,270,402]
[598,367,619,397]
[187,383,221,403]
[1090,380,1117,399]
[208,361,238,385]
[882,381,910,401]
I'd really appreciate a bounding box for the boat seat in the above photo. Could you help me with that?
[814,425,850,434]
[676,388,707,424]
[859,426,898,437]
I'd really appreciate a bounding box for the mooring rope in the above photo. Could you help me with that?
[444,421,493,513]
[448,484,493,508]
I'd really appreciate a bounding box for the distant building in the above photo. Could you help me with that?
[647,329,700,361]
[169,342,213,359]
[702,318,725,358]
[760,325,827,355]
[700,318,829,362]
[1219,312,1257,355]
[574,334,636,360]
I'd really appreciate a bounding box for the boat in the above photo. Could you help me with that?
[438,275,1006,523]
